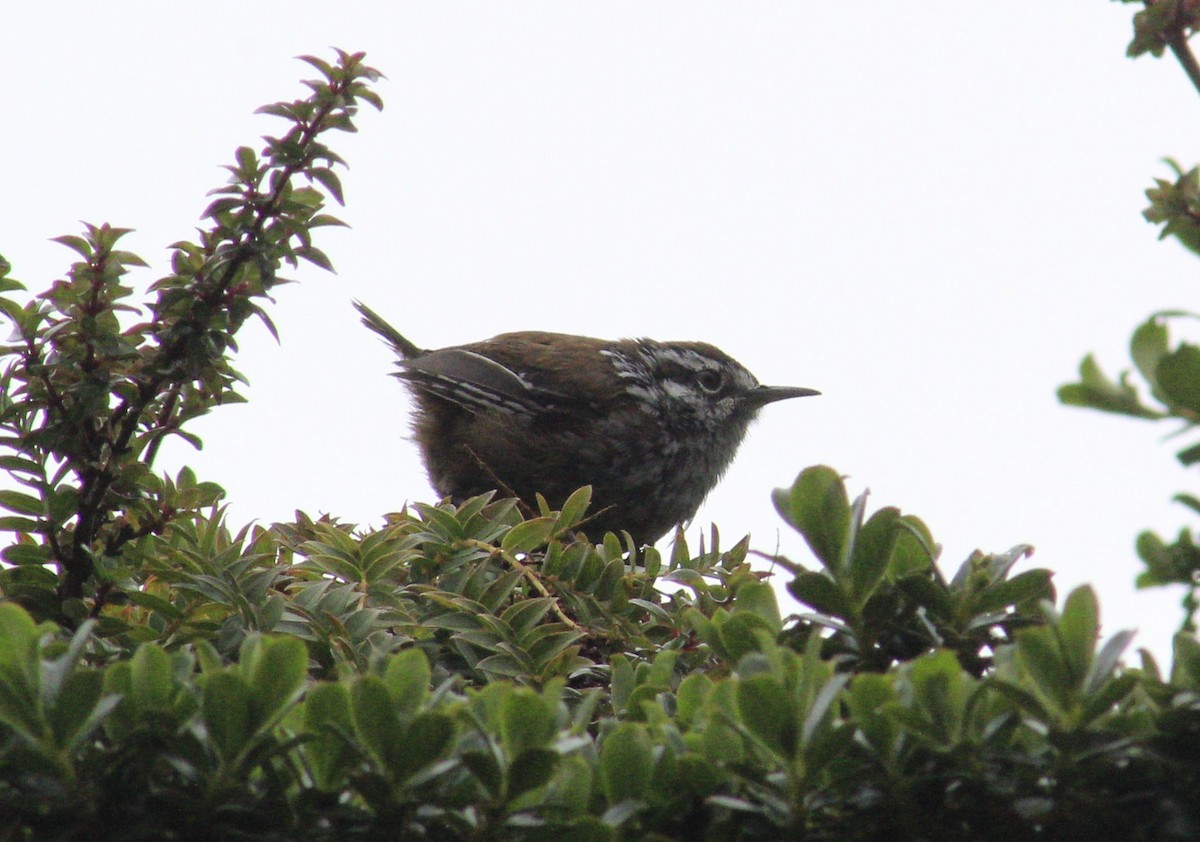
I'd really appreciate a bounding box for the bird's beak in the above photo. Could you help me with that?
[745,384,821,408]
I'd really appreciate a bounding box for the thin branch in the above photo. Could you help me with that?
[464,538,585,633]
[141,384,182,469]
[1168,32,1200,99]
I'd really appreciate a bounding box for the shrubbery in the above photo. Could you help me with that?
[2,21,1200,840]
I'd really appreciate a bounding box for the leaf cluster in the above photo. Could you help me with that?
[0,49,382,618]
[1060,8,1200,634]
[0,464,1197,839]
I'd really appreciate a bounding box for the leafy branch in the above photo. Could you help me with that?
[1060,4,1200,630]
[0,50,381,621]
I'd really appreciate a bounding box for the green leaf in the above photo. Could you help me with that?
[49,669,116,753]
[556,485,592,530]
[1058,586,1099,687]
[463,749,504,798]
[1088,630,1134,693]
[502,517,556,553]
[802,672,850,746]
[599,723,653,804]
[772,466,850,572]
[736,675,796,759]
[717,613,776,662]
[129,644,173,710]
[507,748,558,800]
[787,571,853,620]
[0,516,41,533]
[499,687,557,758]
[733,581,782,632]
[1156,343,1200,413]
[352,675,402,768]
[888,518,936,580]
[1176,442,1200,466]
[609,655,635,713]
[303,682,355,791]
[501,597,557,638]
[848,506,900,605]
[383,648,431,720]
[1057,354,1160,418]
[846,673,898,755]
[243,636,306,730]
[0,603,43,684]
[389,711,454,783]
[50,234,92,258]
[1130,317,1168,394]
[1170,633,1200,689]
[676,674,713,726]
[0,490,43,516]
[1079,673,1138,726]
[203,672,253,764]
[1016,627,1072,712]
[974,569,1054,614]
[907,650,965,744]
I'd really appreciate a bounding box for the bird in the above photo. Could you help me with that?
[354,301,819,546]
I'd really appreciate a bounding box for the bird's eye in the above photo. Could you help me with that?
[696,369,724,392]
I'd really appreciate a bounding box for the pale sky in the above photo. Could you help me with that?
[4,2,1200,662]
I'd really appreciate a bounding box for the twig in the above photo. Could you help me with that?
[1168,32,1200,99]
[463,538,585,633]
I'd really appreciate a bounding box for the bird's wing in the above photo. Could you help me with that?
[398,349,545,416]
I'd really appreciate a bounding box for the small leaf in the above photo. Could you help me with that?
[244,636,306,731]
[389,712,455,783]
[556,486,592,530]
[1058,586,1099,686]
[787,571,853,620]
[773,466,851,572]
[303,682,355,791]
[50,234,92,258]
[507,748,558,800]
[1157,344,1200,413]
[0,490,42,516]
[499,687,557,758]
[1130,317,1168,393]
[974,569,1054,614]
[1170,633,1200,690]
[351,675,402,766]
[203,673,253,764]
[717,613,776,662]
[733,581,781,633]
[1177,442,1200,466]
[383,648,431,720]
[309,167,345,205]
[907,650,965,744]
[1057,355,1160,418]
[848,506,900,605]
[1086,629,1135,695]
[502,517,556,553]
[599,723,652,803]
[129,644,173,710]
[463,748,504,797]
[1016,627,1072,712]
[737,675,796,758]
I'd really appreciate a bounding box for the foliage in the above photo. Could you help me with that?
[0,35,1196,841]
[0,49,381,619]
[1060,4,1200,636]
[3,485,1199,840]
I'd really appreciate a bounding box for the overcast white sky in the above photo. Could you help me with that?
[4,2,1200,662]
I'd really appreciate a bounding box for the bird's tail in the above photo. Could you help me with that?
[353,300,424,359]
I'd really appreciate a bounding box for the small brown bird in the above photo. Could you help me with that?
[355,301,818,545]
